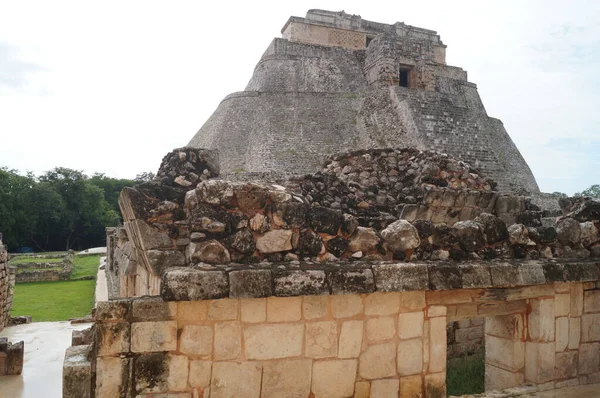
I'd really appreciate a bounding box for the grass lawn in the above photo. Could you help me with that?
[71,254,102,279]
[11,280,96,321]
[446,351,485,396]
[10,256,63,264]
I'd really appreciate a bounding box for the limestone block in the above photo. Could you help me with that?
[399,291,426,312]
[331,294,363,318]
[305,321,338,358]
[485,335,524,371]
[63,345,92,398]
[555,293,571,317]
[256,230,293,253]
[273,270,329,296]
[359,342,396,379]
[131,321,177,353]
[397,338,423,376]
[161,268,228,301]
[528,298,555,342]
[579,342,600,374]
[132,297,177,321]
[429,316,447,373]
[330,269,375,294]
[96,357,131,398]
[311,359,357,398]
[584,290,600,313]
[398,311,424,340]
[240,298,266,323]
[581,313,600,342]
[210,362,262,398]
[425,372,446,398]
[214,321,241,360]
[189,360,212,388]
[267,296,301,322]
[354,381,370,398]
[180,325,213,356]
[381,220,421,252]
[302,295,329,320]
[371,378,399,398]
[428,305,446,317]
[229,270,273,299]
[208,298,238,321]
[95,299,131,321]
[556,317,569,352]
[178,300,209,322]
[373,263,429,292]
[338,320,363,358]
[261,359,312,398]
[572,283,584,316]
[400,375,423,398]
[97,322,130,356]
[485,364,524,391]
[348,226,380,252]
[364,292,400,316]
[485,314,524,339]
[569,317,581,350]
[243,323,304,360]
[525,342,556,383]
[367,317,395,342]
[555,351,578,380]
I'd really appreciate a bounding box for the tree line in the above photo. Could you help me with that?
[0,167,153,252]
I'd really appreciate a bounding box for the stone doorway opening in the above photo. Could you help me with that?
[399,69,410,87]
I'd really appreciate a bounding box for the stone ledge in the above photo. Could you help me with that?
[159,260,600,301]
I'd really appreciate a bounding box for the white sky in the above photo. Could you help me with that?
[0,0,598,195]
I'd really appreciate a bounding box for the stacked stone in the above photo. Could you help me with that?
[446,318,485,359]
[0,237,10,330]
[13,251,75,283]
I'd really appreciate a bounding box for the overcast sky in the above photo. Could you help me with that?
[0,0,598,195]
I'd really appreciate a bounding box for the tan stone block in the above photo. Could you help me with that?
[525,342,555,383]
[131,321,177,353]
[267,296,301,322]
[96,357,130,398]
[426,289,476,305]
[303,295,329,320]
[339,320,363,358]
[400,291,426,312]
[311,359,357,398]
[354,381,370,398]
[359,342,396,379]
[555,378,580,388]
[262,359,312,398]
[485,335,524,371]
[581,313,600,342]
[584,290,600,314]
[367,316,396,342]
[485,364,524,391]
[580,370,600,385]
[97,322,130,356]
[422,319,430,369]
[555,351,578,380]
[189,360,212,388]
[371,378,399,398]
[556,317,569,352]
[178,301,208,321]
[427,305,446,317]
[571,283,584,316]
[305,321,338,358]
[240,298,266,323]
[579,342,600,374]
[168,355,189,391]
[485,313,524,339]
[211,362,262,398]
[569,317,581,350]
[555,282,571,293]
[364,292,400,316]
[555,294,571,317]
[208,298,238,321]
[425,372,446,398]
[397,338,423,376]
[180,325,213,356]
[214,321,241,360]
[331,294,363,318]
[429,316,446,373]
[243,323,303,360]
[400,375,422,398]
[398,312,424,340]
[455,303,478,319]
[528,298,555,342]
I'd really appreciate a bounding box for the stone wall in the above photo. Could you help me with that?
[13,253,73,283]
[65,259,600,397]
[0,235,14,331]
[447,318,485,359]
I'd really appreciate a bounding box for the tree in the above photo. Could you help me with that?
[135,171,155,184]
[89,173,135,213]
[575,184,600,198]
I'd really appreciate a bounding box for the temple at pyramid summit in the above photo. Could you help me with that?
[188,9,539,193]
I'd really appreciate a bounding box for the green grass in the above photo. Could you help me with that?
[11,280,96,321]
[446,351,485,396]
[10,256,63,264]
[71,254,101,279]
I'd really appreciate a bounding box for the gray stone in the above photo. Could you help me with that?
[556,218,582,247]
[475,213,509,244]
[581,221,600,247]
[453,220,485,252]
[373,263,428,292]
[508,224,534,245]
[132,297,175,321]
[489,263,519,287]
[329,269,375,294]
[297,229,324,257]
[188,240,231,265]
[95,299,131,321]
[428,264,462,290]
[63,345,92,398]
[6,341,23,375]
[348,227,380,253]
[195,180,234,206]
[273,270,329,296]
[380,220,421,252]
[308,207,342,235]
[229,270,273,298]
[458,263,492,288]
[256,230,293,254]
[124,219,172,251]
[230,229,256,254]
[515,261,546,286]
[161,268,228,300]
[146,250,186,274]
[234,183,269,213]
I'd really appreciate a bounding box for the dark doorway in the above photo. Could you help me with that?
[399,70,409,87]
[365,36,373,48]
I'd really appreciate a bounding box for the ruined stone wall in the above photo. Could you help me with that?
[447,318,485,359]
[0,237,13,331]
[13,254,73,283]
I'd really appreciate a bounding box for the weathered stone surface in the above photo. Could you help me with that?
[131,321,177,353]
[366,316,395,342]
[326,236,350,257]
[274,270,329,296]
[267,296,301,322]
[453,220,485,251]
[161,268,228,301]
[329,269,375,294]
[189,360,212,388]
[188,240,231,265]
[557,218,582,247]
[373,263,428,292]
[398,312,424,339]
[297,229,323,257]
[306,320,338,358]
[381,219,420,252]
[371,379,399,398]
[229,229,256,254]
[475,213,509,244]
[211,362,262,398]
[132,297,177,321]
[508,224,534,245]
[458,263,492,288]
[97,322,130,356]
[338,320,363,358]
[359,342,396,379]
[63,345,92,398]
[331,294,364,318]
[195,180,233,206]
[243,323,304,360]
[397,338,423,376]
[229,270,272,298]
[96,299,131,321]
[214,321,242,360]
[308,207,342,235]
[261,359,312,398]
[348,227,380,253]
[311,359,357,398]
[180,325,213,355]
[96,357,131,398]
[146,250,186,274]
[428,264,462,290]
[256,230,293,253]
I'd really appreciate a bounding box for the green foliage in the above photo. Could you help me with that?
[134,171,155,184]
[446,351,485,396]
[9,256,63,264]
[11,280,95,321]
[575,184,600,198]
[71,254,102,279]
